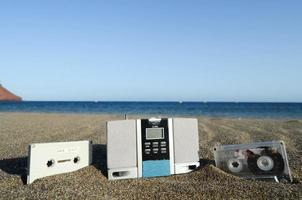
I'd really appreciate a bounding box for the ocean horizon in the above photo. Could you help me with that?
[1,101,302,119]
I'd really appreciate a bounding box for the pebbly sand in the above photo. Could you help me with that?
[0,112,301,199]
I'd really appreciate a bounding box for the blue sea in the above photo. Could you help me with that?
[1,101,302,119]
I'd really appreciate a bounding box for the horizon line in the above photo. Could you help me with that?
[4,100,302,104]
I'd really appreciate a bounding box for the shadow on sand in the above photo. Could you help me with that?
[199,158,215,168]
[0,156,28,184]
[92,144,107,177]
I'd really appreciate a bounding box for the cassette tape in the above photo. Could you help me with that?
[214,141,292,182]
[27,140,92,184]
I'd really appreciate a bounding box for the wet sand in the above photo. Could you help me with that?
[0,112,301,199]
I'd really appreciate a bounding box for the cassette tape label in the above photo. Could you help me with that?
[57,147,80,154]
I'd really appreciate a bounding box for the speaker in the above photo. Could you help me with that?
[173,118,200,174]
[106,120,138,180]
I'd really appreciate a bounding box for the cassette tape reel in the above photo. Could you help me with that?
[213,141,292,182]
[27,140,92,184]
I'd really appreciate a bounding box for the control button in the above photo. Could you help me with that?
[152,142,159,146]
[161,148,166,151]
[160,142,166,147]
[153,151,158,154]
[153,148,159,151]
[145,142,151,146]
[145,149,151,154]
[161,150,167,154]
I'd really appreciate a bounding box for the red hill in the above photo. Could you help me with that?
[0,84,22,101]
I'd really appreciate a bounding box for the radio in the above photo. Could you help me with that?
[107,118,200,180]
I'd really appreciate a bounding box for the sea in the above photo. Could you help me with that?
[1,101,302,119]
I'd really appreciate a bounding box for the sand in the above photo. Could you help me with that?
[0,112,301,199]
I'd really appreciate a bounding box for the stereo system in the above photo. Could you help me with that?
[106,118,200,180]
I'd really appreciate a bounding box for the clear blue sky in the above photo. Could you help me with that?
[1,1,301,102]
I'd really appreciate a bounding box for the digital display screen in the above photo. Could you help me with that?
[146,128,164,140]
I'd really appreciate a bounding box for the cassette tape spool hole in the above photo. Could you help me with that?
[47,159,55,167]
[73,156,80,164]
[257,156,274,171]
[227,158,243,173]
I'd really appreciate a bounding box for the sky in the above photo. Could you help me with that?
[0,1,302,102]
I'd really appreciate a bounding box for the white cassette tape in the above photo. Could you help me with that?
[27,140,92,184]
[214,140,292,182]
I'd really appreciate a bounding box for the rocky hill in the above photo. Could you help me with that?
[0,84,22,101]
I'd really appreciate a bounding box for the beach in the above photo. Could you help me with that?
[0,112,301,199]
